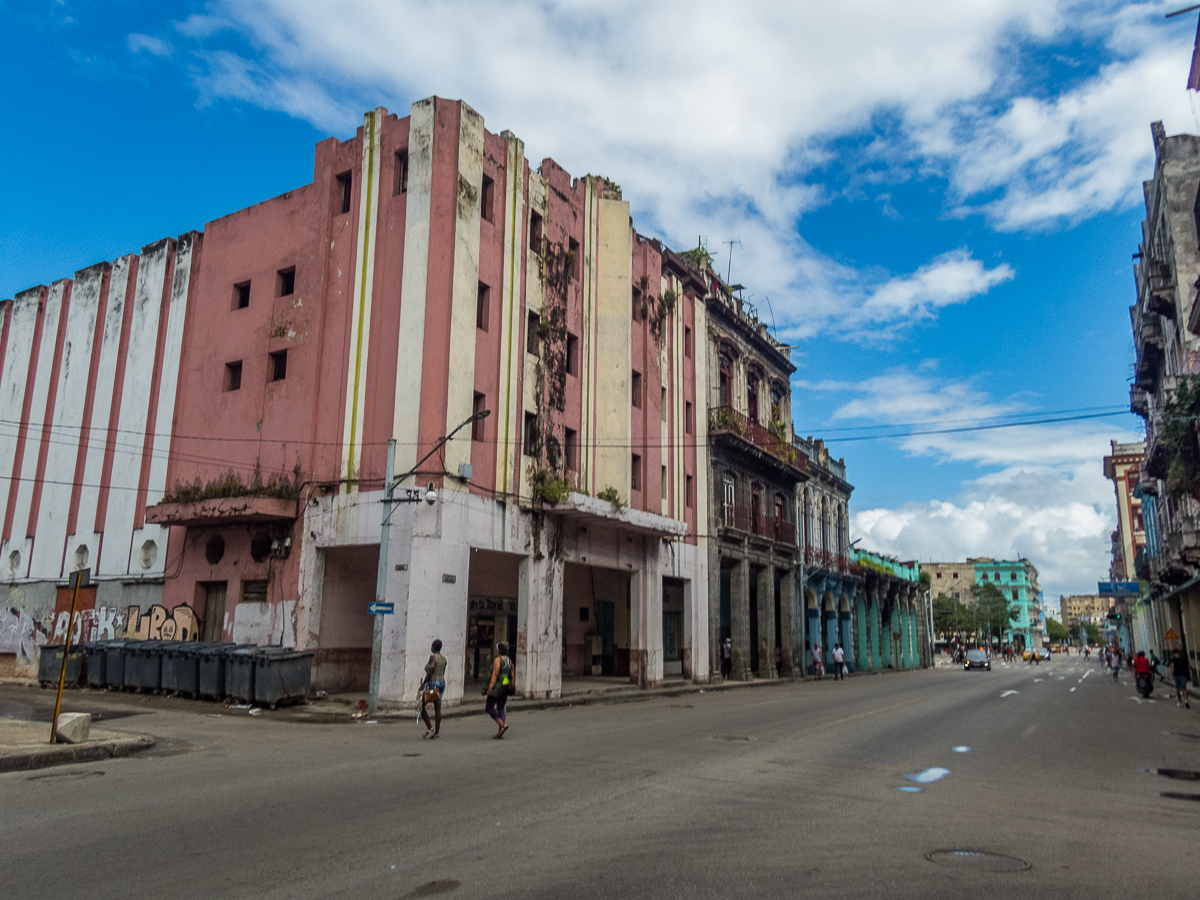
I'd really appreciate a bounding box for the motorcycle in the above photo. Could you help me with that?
[1136,671,1154,699]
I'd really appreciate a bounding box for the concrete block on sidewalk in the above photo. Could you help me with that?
[55,712,91,744]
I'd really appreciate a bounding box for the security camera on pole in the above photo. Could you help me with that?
[367,409,489,717]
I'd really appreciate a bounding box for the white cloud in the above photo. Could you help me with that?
[810,370,1140,596]
[127,33,173,57]
[154,0,1195,338]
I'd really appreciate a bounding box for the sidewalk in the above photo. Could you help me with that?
[0,718,156,773]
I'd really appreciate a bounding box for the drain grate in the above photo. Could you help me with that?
[926,850,1030,872]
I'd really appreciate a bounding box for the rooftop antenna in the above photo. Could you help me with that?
[723,238,742,284]
[762,294,779,338]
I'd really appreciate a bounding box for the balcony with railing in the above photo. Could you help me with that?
[804,546,855,574]
[721,501,796,546]
[710,405,806,478]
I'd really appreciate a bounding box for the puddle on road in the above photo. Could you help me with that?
[897,786,922,793]
[904,767,951,784]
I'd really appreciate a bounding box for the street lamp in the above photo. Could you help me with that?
[367,409,490,716]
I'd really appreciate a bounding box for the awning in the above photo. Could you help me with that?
[145,495,297,528]
[547,492,688,538]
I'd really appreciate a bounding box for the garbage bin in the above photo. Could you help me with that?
[83,640,110,688]
[105,640,134,689]
[198,643,253,700]
[37,645,85,688]
[253,647,315,707]
[225,647,259,703]
[162,641,213,696]
[130,641,180,692]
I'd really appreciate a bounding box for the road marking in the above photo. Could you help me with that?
[1001,690,1019,697]
[1070,687,1076,692]
[1080,670,1092,682]
[952,746,971,753]
[904,767,951,783]
[1033,678,1044,683]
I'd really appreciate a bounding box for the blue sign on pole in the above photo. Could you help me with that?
[367,601,394,615]
[1098,582,1139,597]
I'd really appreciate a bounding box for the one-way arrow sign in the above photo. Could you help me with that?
[368,601,394,615]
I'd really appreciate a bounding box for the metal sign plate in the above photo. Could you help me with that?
[367,601,395,615]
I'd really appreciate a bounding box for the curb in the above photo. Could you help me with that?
[0,735,156,773]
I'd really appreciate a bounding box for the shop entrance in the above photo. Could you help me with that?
[466,549,521,687]
[663,578,685,677]
[563,562,631,678]
[314,545,377,693]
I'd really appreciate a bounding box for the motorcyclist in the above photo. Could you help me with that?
[1134,651,1152,695]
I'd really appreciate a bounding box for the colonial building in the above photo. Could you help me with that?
[920,557,1041,649]
[1103,440,1146,582]
[0,97,708,696]
[698,259,806,680]
[1128,121,1200,683]
[1059,594,1111,630]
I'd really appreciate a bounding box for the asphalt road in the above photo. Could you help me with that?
[3,657,1198,899]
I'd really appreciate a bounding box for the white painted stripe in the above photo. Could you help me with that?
[0,290,41,568]
[31,268,105,577]
[393,99,435,481]
[67,257,131,569]
[4,281,67,574]
[100,242,170,575]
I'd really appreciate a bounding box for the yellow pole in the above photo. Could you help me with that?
[49,571,83,744]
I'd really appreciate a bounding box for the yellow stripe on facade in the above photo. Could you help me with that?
[346,111,377,482]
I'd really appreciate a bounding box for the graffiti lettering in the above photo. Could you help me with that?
[124,604,200,641]
[0,607,48,659]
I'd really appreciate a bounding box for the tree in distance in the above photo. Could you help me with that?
[1046,617,1070,643]
[972,582,1017,644]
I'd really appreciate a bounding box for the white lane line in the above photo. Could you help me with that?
[1033,678,1044,683]
[1080,670,1092,682]
[1001,690,1019,697]
[1070,687,1076,692]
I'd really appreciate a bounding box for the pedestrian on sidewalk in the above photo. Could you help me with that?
[831,643,845,680]
[721,636,732,679]
[813,642,824,680]
[419,639,447,739]
[1170,649,1191,708]
[485,642,513,739]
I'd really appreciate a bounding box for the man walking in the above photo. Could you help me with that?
[1170,649,1191,708]
[831,643,845,680]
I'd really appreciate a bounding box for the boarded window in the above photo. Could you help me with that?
[240,580,268,604]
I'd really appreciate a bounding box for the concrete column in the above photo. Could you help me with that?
[708,540,722,683]
[631,545,664,689]
[869,585,882,671]
[730,556,752,680]
[516,519,564,699]
[756,563,777,679]
[779,568,800,677]
[898,601,910,669]
[881,586,895,669]
[839,594,854,672]
[855,592,869,672]
[824,593,838,664]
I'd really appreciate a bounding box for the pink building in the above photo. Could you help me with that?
[0,97,709,700]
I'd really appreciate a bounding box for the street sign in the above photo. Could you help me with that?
[367,602,394,615]
[1165,628,1180,641]
[1098,582,1139,597]
[69,568,90,589]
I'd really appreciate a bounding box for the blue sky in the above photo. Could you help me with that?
[2,1,1195,597]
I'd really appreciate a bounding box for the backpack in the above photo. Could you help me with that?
[498,657,514,695]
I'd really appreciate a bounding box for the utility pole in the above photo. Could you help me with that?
[367,409,489,717]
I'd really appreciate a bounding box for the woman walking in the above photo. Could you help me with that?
[419,639,447,738]
[485,642,514,739]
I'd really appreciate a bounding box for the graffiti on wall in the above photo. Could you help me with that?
[124,604,200,641]
[0,607,48,658]
[51,607,125,645]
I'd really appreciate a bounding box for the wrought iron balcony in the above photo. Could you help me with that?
[710,405,805,476]
[720,501,796,546]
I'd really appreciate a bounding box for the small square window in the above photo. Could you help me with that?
[569,237,580,280]
[277,267,295,297]
[232,281,251,310]
[529,212,543,252]
[224,361,243,392]
[394,150,408,195]
[566,333,579,376]
[631,370,642,408]
[481,174,495,222]
[662,465,668,501]
[523,412,538,457]
[336,171,352,215]
[685,401,693,434]
[473,393,486,441]
[269,350,287,382]
[686,474,693,508]
[580,607,589,622]
[631,453,641,491]
[684,326,692,358]
[477,283,490,332]
[527,311,540,356]
[564,427,577,471]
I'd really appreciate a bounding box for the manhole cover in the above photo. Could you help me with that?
[711,734,758,742]
[1155,768,1200,781]
[926,850,1030,872]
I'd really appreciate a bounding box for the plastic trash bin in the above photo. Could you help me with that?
[253,648,315,707]
[225,647,259,703]
[105,640,134,689]
[83,641,110,688]
[162,641,210,696]
[38,644,85,687]
[131,641,181,692]
[198,643,253,700]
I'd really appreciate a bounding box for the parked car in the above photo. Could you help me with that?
[964,649,991,671]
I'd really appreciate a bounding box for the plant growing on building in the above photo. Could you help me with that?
[1161,374,1200,499]
[635,276,678,351]
[162,461,301,505]
[711,406,745,435]
[596,486,624,511]
[528,466,571,505]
